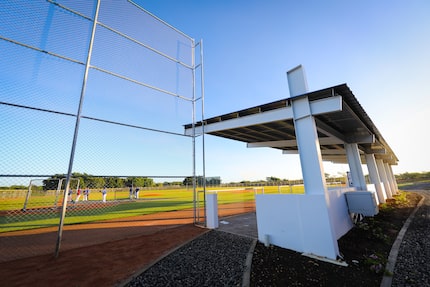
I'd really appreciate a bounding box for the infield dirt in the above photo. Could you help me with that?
[0,202,254,286]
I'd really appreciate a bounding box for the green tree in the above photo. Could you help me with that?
[182,176,220,186]
[266,176,281,182]
[136,177,153,187]
[183,176,194,186]
[125,177,154,188]
[86,177,105,189]
[105,177,124,188]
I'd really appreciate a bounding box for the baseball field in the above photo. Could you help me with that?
[0,185,306,233]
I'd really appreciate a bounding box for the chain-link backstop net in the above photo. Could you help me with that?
[0,0,205,261]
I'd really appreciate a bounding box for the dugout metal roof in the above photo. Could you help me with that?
[184,83,398,165]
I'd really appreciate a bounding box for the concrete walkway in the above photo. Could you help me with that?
[386,190,430,287]
[218,212,258,239]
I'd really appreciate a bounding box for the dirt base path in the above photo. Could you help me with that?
[0,202,255,287]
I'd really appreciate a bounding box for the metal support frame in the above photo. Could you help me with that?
[191,39,206,225]
[199,40,207,226]
[22,179,36,211]
[55,0,101,258]
[2,0,205,258]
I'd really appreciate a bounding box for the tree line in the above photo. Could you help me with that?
[43,174,221,190]
[42,173,155,190]
[395,171,430,182]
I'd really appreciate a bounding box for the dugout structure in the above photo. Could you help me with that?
[0,0,205,257]
[185,65,399,261]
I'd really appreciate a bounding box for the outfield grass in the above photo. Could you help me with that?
[0,185,306,233]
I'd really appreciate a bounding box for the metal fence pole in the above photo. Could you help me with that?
[191,38,197,224]
[199,40,207,226]
[22,180,33,211]
[54,0,101,258]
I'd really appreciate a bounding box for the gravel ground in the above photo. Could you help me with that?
[391,190,430,287]
[124,190,429,287]
[125,231,254,287]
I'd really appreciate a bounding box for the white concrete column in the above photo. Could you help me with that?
[384,162,397,195]
[286,67,342,260]
[291,96,341,259]
[389,165,399,193]
[365,153,386,204]
[292,97,327,195]
[345,143,367,191]
[377,159,392,198]
[206,193,218,229]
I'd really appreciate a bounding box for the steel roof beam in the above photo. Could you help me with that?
[185,106,294,136]
[248,137,343,148]
[315,118,346,142]
[184,96,342,136]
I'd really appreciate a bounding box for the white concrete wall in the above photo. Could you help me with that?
[255,190,353,260]
[326,188,355,239]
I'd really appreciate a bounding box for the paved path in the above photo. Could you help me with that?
[218,212,258,238]
[388,190,430,287]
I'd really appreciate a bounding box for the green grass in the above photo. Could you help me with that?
[0,199,196,232]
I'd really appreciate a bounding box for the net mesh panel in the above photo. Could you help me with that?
[0,0,204,262]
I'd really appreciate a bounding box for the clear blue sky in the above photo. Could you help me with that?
[1,1,429,184]
[133,0,430,182]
